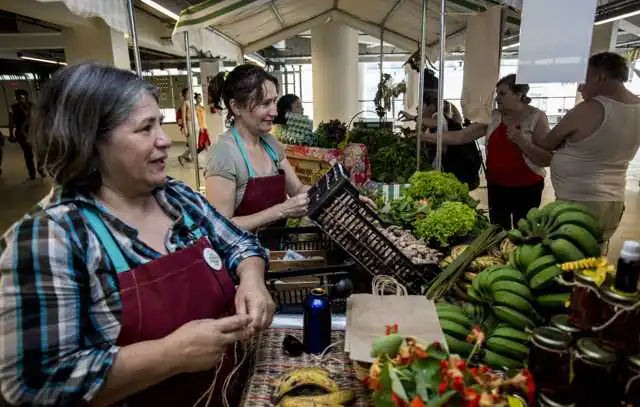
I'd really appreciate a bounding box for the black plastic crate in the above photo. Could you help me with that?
[306,164,439,295]
[257,226,347,265]
[265,261,356,314]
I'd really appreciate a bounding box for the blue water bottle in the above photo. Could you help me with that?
[303,288,332,354]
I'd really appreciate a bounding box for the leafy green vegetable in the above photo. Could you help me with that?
[414,202,476,248]
[379,195,430,230]
[407,171,477,209]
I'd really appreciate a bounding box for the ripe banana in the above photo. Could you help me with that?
[275,368,340,399]
[486,337,530,360]
[500,238,518,260]
[493,306,536,331]
[279,390,355,407]
[492,291,537,316]
[490,327,530,344]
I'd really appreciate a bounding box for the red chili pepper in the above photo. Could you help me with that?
[392,392,406,406]
[440,360,449,370]
[432,341,442,350]
[438,381,448,395]
[453,376,464,391]
[410,396,426,407]
[456,359,466,370]
[414,347,428,359]
[470,367,478,376]
[480,365,490,374]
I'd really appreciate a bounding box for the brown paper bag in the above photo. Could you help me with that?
[345,294,446,363]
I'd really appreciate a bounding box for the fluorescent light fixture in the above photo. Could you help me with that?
[244,54,266,67]
[139,0,179,21]
[595,9,640,25]
[19,55,67,66]
[502,42,520,50]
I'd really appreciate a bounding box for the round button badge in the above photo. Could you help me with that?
[203,248,222,270]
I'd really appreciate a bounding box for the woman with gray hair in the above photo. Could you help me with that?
[0,63,275,406]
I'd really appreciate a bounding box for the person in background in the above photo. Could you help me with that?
[421,74,552,230]
[204,65,309,232]
[0,63,274,406]
[399,91,482,191]
[272,94,315,146]
[9,89,44,179]
[0,129,4,176]
[194,92,211,154]
[534,52,640,253]
[177,87,193,166]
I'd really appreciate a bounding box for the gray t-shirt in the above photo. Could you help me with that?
[205,131,285,209]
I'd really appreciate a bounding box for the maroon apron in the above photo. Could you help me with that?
[82,209,241,406]
[231,127,287,225]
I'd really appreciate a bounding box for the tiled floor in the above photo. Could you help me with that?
[1,141,638,260]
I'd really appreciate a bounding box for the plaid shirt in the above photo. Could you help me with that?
[273,112,315,146]
[0,179,267,406]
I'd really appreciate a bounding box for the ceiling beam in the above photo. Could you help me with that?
[244,10,333,53]
[270,1,286,28]
[619,19,640,37]
[381,0,408,27]
[0,32,63,51]
[332,9,418,51]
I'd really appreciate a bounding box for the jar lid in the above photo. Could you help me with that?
[575,337,617,366]
[628,353,640,371]
[574,270,597,285]
[531,327,572,350]
[539,393,576,407]
[600,283,640,305]
[550,314,582,336]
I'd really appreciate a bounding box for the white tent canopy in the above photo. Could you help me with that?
[172,0,521,57]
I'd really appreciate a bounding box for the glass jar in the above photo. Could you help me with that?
[529,327,573,404]
[568,271,604,330]
[595,283,640,354]
[623,353,640,407]
[538,393,576,407]
[572,338,620,407]
[550,314,583,343]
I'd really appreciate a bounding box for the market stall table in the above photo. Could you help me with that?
[242,328,370,406]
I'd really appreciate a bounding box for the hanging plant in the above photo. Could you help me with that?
[374,74,407,119]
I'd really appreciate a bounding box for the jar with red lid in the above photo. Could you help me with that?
[572,337,620,407]
[594,283,640,354]
[529,327,573,404]
[622,353,640,407]
[568,271,604,331]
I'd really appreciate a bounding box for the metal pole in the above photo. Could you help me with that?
[125,0,143,77]
[415,0,428,171]
[435,0,447,171]
[379,28,385,122]
[184,32,201,191]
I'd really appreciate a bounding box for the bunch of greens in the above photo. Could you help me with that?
[315,120,348,149]
[407,171,477,209]
[414,202,477,248]
[380,195,430,230]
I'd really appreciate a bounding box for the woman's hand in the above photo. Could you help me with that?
[398,110,417,122]
[279,192,309,219]
[506,125,525,145]
[164,316,253,374]
[359,195,378,209]
[235,267,276,332]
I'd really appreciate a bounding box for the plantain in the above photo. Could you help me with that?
[483,349,524,371]
[279,390,355,407]
[275,368,340,400]
[492,290,537,316]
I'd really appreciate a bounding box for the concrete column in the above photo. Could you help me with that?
[200,61,226,142]
[311,22,359,124]
[64,18,130,70]
[358,62,366,112]
[576,21,620,103]
[404,65,419,112]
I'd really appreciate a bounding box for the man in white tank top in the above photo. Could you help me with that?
[534,52,640,253]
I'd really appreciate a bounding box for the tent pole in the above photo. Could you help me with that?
[435,0,447,171]
[184,32,201,191]
[416,0,428,172]
[125,0,142,77]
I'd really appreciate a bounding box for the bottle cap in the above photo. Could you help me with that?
[620,240,640,262]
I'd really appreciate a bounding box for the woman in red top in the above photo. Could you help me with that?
[422,74,552,229]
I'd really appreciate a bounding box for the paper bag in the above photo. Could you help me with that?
[345,294,446,363]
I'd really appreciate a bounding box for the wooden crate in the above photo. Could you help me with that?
[268,250,327,285]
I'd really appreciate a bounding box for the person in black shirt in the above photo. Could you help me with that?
[9,89,44,179]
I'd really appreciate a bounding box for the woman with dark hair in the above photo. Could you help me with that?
[0,63,274,406]
[272,94,315,145]
[421,74,552,229]
[204,66,310,232]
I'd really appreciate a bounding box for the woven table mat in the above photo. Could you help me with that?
[242,328,371,406]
